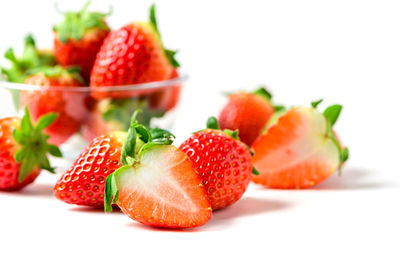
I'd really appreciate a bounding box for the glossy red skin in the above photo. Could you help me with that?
[90,23,173,99]
[218,93,274,147]
[149,69,181,111]
[54,131,125,207]
[21,74,88,145]
[180,129,253,210]
[54,28,110,81]
[0,117,40,191]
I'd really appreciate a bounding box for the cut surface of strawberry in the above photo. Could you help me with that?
[251,101,349,189]
[105,113,211,229]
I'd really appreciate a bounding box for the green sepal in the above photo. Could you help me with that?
[223,129,240,140]
[315,103,349,174]
[148,4,180,68]
[120,111,139,165]
[253,87,272,101]
[119,109,176,166]
[206,116,220,130]
[104,172,118,213]
[323,104,342,127]
[54,0,111,43]
[311,99,323,109]
[2,34,56,84]
[252,166,260,176]
[13,107,63,183]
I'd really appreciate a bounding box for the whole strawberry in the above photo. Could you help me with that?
[180,117,256,210]
[21,66,87,145]
[53,1,111,80]
[251,100,349,189]
[0,108,62,191]
[90,4,179,99]
[104,113,211,229]
[218,87,278,147]
[54,131,126,207]
[1,34,55,83]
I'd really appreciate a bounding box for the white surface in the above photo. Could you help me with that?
[0,0,399,266]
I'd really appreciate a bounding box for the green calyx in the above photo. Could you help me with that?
[13,107,63,183]
[311,99,349,173]
[252,86,285,112]
[28,65,85,84]
[54,0,111,43]
[1,34,56,83]
[104,110,175,212]
[205,116,259,175]
[148,4,180,68]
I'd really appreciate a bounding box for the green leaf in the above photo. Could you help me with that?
[12,129,26,144]
[104,173,115,213]
[223,129,240,140]
[341,147,349,163]
[323,105,342,127]
[253,87,272,101]
[47,144,63,158]
[21,107,34,134]
[164,49,180,68]
[37,153,55,173]
[149,4,159,34]
[36,113,57,130]
[150,128,175,141]
[14,149,27,163]
[120,111,141,165]
[311,99,323,108]
[18,152,35,183]
[206,116,220,130]
[135,124,152,143]
[252,166,260,175]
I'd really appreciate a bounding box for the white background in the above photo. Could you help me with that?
[0,0,399,266]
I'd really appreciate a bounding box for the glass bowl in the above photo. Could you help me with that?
[0,76,187,158]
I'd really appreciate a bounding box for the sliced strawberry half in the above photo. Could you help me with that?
[105,113,212,229]
[251,100,349,189]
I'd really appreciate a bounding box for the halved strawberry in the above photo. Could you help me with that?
[90,5,179,99]
[105,114,211,229]
[251,100,349,189]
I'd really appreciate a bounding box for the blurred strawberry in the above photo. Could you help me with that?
[21,66,88,145]
[90,4,179,99]
[53,0,111,81]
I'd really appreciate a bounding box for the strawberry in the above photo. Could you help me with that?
[0,108,62,191]
[53,1,111,81]
[251,100,349,189]
[54,131,126,207]
[148,69,182,112]
[90,4,179,99]
[218,87,277,147]
[1,34,55,84]
[180,117,255,210]
[105,113,211,229]
[21,66,87,145]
